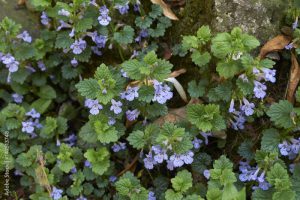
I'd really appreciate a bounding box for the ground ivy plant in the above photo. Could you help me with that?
[1,1,300,200]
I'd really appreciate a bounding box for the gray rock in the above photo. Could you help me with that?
[211,0,287,42]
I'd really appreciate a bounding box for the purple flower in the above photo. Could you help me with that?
[290,138,300,154]
[115,3,130,15]
[181,151,194,164]
[98,6,111,26]
[192,137,203,149]
[148,191,156,200]
[51,187,63,200]
[71,58,78,67]
[14,170,23,176]
[120,86,139,101]
[37,60,46,71]
[289,164,295,173]
[285,43,293,50]
[239,74,249,82]
[69,28,75,38]
[109,176,117,183]
[167,160,174,170]
[121,69,128,78]
[26,108,40,118]
[231,111,246,130]
[293,18,298,30]
[1,54,19,72]
[70,39,87,55]
[143,152,157,169]
[62,134,77,147]
[57,20,72,31]
[257,171,266,183]
[253,81,267,99]
[126,109,140,121]
[135,29,149,42]
[240,98,255,116]
[229,99,235,113]
[110,99,122,114]
[134,1,141,12]
[58,9,71,17]
[200,132,211,145]
[112,142,126,152]
[22,121,35,134]
[152,146,168,163]
[278,141,291,156]
[17,31,32,43]
[91,46,102,56]
[203,169,210,179]
[169,154,184,167]
[71,167,77,174]
[108,117,116,125]
[76,196,87,200]
[84,99,103,115]
[41,11,50,25]
[262,68,276,83]
[257,181,271,191]
[84,160,92,168]
[12,93,23,103]
[152,80,173,104]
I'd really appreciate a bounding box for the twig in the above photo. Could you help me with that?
[117,154,139,176]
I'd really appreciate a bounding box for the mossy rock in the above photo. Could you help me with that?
[0,0,41,37]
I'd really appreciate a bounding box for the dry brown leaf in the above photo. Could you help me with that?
[286,52,300,103]
[151,0,179,20]
[169,68,186,77]
[259,35,291,59]
[154,106,187,126]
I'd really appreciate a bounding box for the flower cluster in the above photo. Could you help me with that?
[0,53,19,74]
[98,6,111,26]
[21,109,42,138]
[112,142,126,152]
[278,138,300,159]
[143,145,194,170]
[152,80,173,104]
[238,161,271,191]
[84,99,103,115]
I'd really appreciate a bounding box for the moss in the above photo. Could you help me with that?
[0,0,41,37]
[166,0,214,44]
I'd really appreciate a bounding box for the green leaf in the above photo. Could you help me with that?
[28,0,51,10]
[165,189,183,200]
[292,164,300,199]
[31,98,52,114]
[56,117,68,134]
[14,43,35,61]
[74,18,93,32]
[135,16,152,29]
[208,82,232,102]
[196,25,211,44]
[40,117,57,138]
[182,36,199,50]
[191,51,211,67]
[252,189,274,200]
[267,163,292,191]
[122,59,143,80]
[149,4,162,19]
[37,85,57,99]
[138,85,154,102]
[94,120,118,144]
[113,26,134,45]
[127,130,146,149]
[188,80,205,98]
[238,140,254,160]
[84,148,110,175]
[260,128,280,153]
[267,100,295,129]
[187,104,226,132]
[56,31,74,49]
[75,78,100,99]
[211,32,232,59]
[171,170,193,193]
[206,188,222,200]
[78,122,97,144]
[216,61,241,79]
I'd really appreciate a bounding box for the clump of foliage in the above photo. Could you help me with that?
[1,0,300,199]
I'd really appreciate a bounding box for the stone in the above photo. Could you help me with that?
[211,0,287,42]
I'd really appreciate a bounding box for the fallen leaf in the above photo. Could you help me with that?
[259,35,291,59]
[154,106,187,126]
[165,77,188,103]
[169,68,186,77]
[286,52,300,103]
[151,0,179,20]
